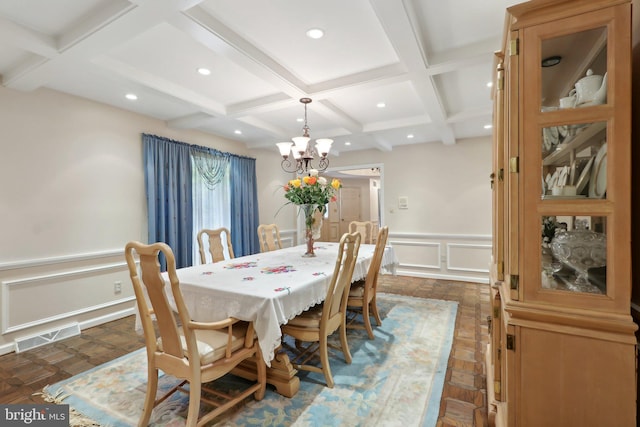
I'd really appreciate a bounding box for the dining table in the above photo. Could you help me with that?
[160,241,398,397]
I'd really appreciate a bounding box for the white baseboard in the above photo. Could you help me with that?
[0,307,137,356]
[393,269,490,284]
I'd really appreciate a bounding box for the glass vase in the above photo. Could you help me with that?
[301,204,320,257]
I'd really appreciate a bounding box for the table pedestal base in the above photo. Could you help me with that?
[232,347,300,398]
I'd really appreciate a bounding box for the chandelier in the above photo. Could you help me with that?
[276,98,333,174]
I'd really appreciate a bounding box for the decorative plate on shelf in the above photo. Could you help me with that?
[546,169,559,189]
[576,155,595,195]
[569,159,576,185]
[557,165,569,187]
[588,143,607,198]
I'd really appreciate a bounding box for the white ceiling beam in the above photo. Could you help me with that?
[2,1,177,91]
[368,137,394,152]
[369,0,456,145]
[236,116,288,138]
[57,0,135,52]
[226,94,295,117]
[179,6,377,143]
[0,17,57,57]
[178,6,308,99]
[447,108,492,124]
[315,100,362,135]
[363,114,431,133]
[307,63,408,98]
[429,37,500,67]
[426,52,495,77]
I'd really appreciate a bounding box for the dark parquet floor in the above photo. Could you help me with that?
[0,276,490,427]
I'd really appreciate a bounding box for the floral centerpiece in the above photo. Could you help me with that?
[283,169,341,256]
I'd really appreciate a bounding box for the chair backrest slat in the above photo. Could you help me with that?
[257,224,283,252]
[324,232,361,320]
[197,228,235,264]
[365,226,389,294]
[348,221,373,244]
[125,242,184,358]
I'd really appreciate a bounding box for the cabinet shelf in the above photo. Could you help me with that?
[542,121,606,166]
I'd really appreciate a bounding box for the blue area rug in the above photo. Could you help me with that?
[42,294,457,426]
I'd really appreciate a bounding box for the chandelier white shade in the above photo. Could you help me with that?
[278,98,332,174]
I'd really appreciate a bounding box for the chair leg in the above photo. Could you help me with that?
[371,295,382,326]
[185,381,201,427]
[319,335,334,388]
[339,321,352,364]
[138,367,158,427]
[362,300,375,340]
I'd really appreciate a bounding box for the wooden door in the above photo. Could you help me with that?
[338,187,361,238]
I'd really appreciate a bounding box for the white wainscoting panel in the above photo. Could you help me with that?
[388,232,491,283]
[0,249,136,355]
[447,243,493,273]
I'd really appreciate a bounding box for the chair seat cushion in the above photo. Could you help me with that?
[348,280,366,297]
[286,304,323,328]
[158,321,249,365]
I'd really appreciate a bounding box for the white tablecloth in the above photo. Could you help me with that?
[156,242,397,366]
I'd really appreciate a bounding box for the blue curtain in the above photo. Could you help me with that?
[143,134,193,269]
[230,156,260,256]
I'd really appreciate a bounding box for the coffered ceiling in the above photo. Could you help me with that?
[0,0,521,155]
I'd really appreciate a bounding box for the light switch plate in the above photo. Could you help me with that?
[398,196,409,209]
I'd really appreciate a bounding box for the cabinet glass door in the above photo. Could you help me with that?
[520,7,627,306]
[541,121,607,200]
[540,27,607,112]
[541,215,607,294]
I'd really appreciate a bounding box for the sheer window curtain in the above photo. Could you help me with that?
[191,147,231,264]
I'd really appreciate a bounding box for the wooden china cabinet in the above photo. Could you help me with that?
[487,1,637,426]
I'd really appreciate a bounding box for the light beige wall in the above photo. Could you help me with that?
[0,86,247,261]
[252,139,493,281]
[324,141,492,234]
[0,86,248,354]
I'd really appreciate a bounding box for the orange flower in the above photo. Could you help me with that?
[283,173,340,208]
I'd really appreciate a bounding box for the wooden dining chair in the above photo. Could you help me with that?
[257,223,283,252]
[281,232,361,388]
[197,227,235,264]
[125,241,265,427]
[347,226,389,339]
[348,220,373,244]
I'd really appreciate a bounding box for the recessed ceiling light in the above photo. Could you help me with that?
[484,124,493,129]
[487,81,493,88]
[345,141,351,146]
[306,28,324,39]
[197,67,211,75]
[541,55,562,67]
[296,118,304,123]
[376,102,386,108]
[125,93,137,101]
[407,134,414,139]
[234,130,242,135]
